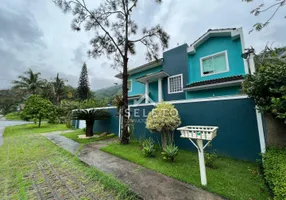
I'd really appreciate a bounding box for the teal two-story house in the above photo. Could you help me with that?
[116,28,252,104]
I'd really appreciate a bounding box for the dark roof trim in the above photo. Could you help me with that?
[136,70,169,83]
[115,59,163,79]
[184,75,244,91]
[128,94,144,100]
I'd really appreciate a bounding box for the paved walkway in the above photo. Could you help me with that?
[44,133,224,200]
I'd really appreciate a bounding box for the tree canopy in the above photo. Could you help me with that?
[54,0,170,144]
[21,95,56,127]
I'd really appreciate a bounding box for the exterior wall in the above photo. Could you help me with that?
[162,44,189,101]
[188,37,245,84]
[128,65,162,96]
[93,108,119,135]
[149,81,158,102]
[185,86,242,99]
[264,113,286,147]
[129,97,262,161]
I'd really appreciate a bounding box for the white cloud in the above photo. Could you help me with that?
[0,0,285,90]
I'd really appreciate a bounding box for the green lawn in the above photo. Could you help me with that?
[5,112,22,120]
[3,123,69,137]
[0,124,135,199]
[62,129,116,144]
[101,141,269,200]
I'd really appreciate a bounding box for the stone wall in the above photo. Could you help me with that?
[264,113,286,147]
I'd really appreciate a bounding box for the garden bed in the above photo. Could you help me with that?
[62,129,116,144]
[101,141,269,200]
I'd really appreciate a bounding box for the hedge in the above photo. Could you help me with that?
[263,147,286,200]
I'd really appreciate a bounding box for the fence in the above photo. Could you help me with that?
[74,95,265,161]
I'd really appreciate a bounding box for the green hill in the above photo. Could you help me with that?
[95,85,121,99]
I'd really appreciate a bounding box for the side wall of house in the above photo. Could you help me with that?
[162,44,189,101]
[188,37,245,84]
[128,65,162,96]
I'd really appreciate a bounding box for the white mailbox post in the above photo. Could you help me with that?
[177,126,218,186]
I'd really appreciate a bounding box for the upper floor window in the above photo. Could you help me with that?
[168,74,183,94]
[128,80,132,92]
[200,51,229,76]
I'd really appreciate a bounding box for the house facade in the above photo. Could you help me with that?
[116,28,254,104]
[73,27,266,161]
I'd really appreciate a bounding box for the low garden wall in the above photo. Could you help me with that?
[74,96,265,161]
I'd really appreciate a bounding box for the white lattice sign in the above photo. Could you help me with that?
[178,126,218,141]
[177,125,218,186]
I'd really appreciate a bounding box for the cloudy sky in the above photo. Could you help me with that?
[0,0,285,90]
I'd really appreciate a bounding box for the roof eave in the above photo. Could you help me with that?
[115,59,163,79]
[184,79,244,92]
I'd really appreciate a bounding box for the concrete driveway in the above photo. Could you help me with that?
[0,117,30,146]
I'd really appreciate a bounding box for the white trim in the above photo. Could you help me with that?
[238,27,249,75]
[128,79,132,92]
[200,50,230,77]
[128,95,249,108]
[145,82,149,103]
[184,79,243,92]
[158,77,163,102]
[118,109,122,138]
[168,74,184,94]
[187,28,241,54]
[255,109,266,154]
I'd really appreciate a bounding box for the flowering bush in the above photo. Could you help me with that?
[146,102,181,148]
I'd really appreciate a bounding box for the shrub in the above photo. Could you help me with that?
[205,151,218,169]
[161,144,179,162]
[142,138,155,157]
[146,102,181,149]
[243,52,286,120]
[263,147,286,200]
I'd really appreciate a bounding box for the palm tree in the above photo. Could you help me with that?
[12,69,44,95]
[52,73,66,104]
[72,109,110,137]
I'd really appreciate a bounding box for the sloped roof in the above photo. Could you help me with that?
[184,75,244,89]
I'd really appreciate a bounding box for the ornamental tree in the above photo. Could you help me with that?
[146,102,181,148]
[53,0,170,144]
[21,95,56,127]
[77,62,90,101]
[72,109,110,137]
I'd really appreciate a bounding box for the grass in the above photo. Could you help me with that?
[5,112,22,120]
[101,141,270,200]
[62,129,116,144]
[0,124,136,199]
[3,123,69,137]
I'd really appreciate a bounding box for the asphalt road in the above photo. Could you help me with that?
[0,117,30,146]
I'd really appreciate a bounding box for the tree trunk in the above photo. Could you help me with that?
[85,120,94,137]
[121,57,129,144]
[161,132,167,149]
[38,117,41,128]
[121,5,130,145]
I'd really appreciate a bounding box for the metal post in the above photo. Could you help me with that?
[197,139,207,186]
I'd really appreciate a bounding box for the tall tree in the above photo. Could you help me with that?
[77,62,90,100]
[40,79,56,102]
[54,0,170,144]
[53,73,67,104]
[12,69,44,95]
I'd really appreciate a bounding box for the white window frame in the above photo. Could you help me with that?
[168,74,184,94]
[200,50,230,77]
[128,79,132,92]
